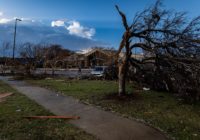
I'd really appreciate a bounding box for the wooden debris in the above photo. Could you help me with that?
[0,93,13,99]
[24,116,80,120]
[0,93,13,103]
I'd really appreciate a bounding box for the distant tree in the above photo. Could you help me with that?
[115,0,200,96]
[0,42,11,74]
[44,44,71,75]
[1,42,11,57]
[19,42,45,75]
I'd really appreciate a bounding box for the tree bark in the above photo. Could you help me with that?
[118,61,127,96]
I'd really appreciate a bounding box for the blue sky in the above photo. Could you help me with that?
[0,0,200,49]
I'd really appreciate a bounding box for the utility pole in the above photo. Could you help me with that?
[13,18,22,60]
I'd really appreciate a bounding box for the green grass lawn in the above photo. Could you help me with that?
[28,78,200,140]
[0,80,96,140]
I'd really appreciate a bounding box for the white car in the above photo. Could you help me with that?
[91,66,107,77]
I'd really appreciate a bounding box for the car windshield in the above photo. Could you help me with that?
[95,67,103,71]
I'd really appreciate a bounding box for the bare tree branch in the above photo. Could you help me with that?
[115,5,129,30]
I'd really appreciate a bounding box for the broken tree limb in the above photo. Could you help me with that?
[24,116,80,120]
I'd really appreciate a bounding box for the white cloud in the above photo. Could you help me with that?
[51,20,95,39]
[0,17,96,39]
[0,17,45,26]
[77,48,93,54]
[66,21,95,39]
[0,12,3,16]
[51,20,65,27]
[0,17,23,24]
[0,18,13,24]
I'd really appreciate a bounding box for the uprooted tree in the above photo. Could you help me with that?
[115,0,200,100]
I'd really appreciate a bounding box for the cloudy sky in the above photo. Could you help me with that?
[0,0,200,51]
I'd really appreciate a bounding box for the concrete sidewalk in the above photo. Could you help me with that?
[0,76,169,140]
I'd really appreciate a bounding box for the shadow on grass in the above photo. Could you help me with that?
[101,91,143,102]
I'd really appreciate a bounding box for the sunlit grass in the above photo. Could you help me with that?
[0,80,96,140]
[28,78,200,140]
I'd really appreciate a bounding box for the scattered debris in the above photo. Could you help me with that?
[193,134,198,137]
[24,116,80,120]
[143,87,150,91]
[16,109,21,112]
[0,93,13,101]
[45,77,53,80]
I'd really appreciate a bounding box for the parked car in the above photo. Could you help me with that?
[91,66,107,77]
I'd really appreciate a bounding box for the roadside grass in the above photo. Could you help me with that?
[27,79,133,100]
[28,78,200,140]
[0,80,96,140]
